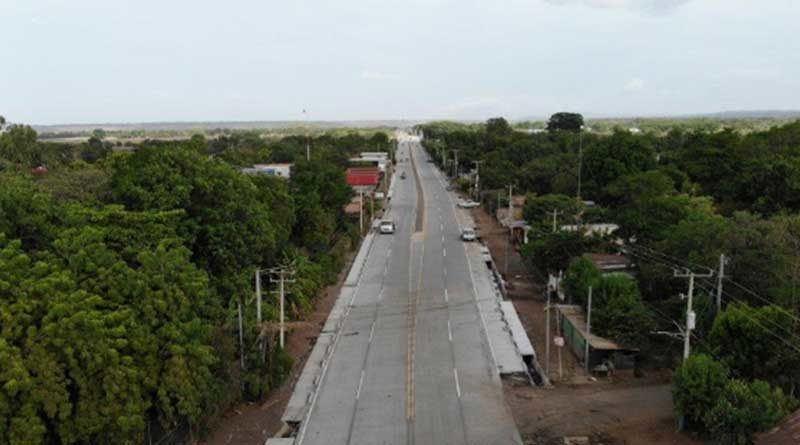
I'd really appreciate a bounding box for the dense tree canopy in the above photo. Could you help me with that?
[0,123,389,443]
[421,117,800,440]
[546,112,584,133]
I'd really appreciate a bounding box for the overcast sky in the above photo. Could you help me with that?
[1,0,798,124]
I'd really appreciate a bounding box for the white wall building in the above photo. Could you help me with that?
[241,163,292,179]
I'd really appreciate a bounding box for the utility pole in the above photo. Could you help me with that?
[473,160,483,200]
[585,286,592,374]
[238,301,245,370]
[716,254,726,313]
[675,269,714,359]
[508,184,514,221]
[269,267,296,349]
[557,307,563,380]
[550,209,562,233]
[255,269,264,363]
[359,190,364,234]
[504,226,511,276]
[452,149,459,178]
[545,289,551,378]
[505,185,513,276]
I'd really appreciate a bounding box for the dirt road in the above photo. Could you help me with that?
[505,378,701,445]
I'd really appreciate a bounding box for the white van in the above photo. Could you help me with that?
[380,220,396,234]
[461,227,477,241]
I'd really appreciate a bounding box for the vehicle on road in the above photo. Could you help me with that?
[445,184,454,191]
[461,227,477,241]
[379,219,396,234]
[457,199,480,208]
[400,172,407,179]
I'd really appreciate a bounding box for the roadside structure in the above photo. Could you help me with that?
[241,163,293,179]
[557,305,638,371]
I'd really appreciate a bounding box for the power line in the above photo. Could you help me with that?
[696,279,800,341]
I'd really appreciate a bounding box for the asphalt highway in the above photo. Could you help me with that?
[294,135,522,445]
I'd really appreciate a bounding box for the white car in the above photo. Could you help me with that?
[379,220,396,234]
[461,227,477,242]
[457,199,480,208]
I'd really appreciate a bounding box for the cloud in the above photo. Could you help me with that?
[360,70,397,81]
[443,96,503,114]
[542,0,691,14]
[623,77,645,92]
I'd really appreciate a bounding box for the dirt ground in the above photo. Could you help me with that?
[203,250,357,445]
[471,206,700,445]
[504,376,701,445]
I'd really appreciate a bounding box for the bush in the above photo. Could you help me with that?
[672,354,729,429]
[704,379,797,444]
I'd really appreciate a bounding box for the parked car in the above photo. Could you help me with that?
[379,219,396,234]
[457,199,480,208]
[461,227,477,242]
[400,172,407,179]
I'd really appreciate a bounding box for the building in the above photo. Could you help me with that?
[359,152,389,160]
[560,223,619,237]
[241,163,292,179]
[350,152,390,173]
[557,305,638,370]
[346,167,380,188]
[583,253,635,276]
[756,408,800,445]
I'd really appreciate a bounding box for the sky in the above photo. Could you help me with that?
[1,0,799,124]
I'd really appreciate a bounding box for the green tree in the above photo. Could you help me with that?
[109,145,281,297]
[0,124,41,167]
[91,128,106,140]
[523,193,583,231]
[605,170,675,207]
[0,174,61,250]
[582,130,657,200]
[521,231,603,273]
[590,274,654,348]
[79,136,111,163]
[672,353,730,429]
[547,112,584,133]
[704,379,797,445]
[563,256,601,306]
[708,303,800,388]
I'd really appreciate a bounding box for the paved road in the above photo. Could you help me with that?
[295,135,522,445]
